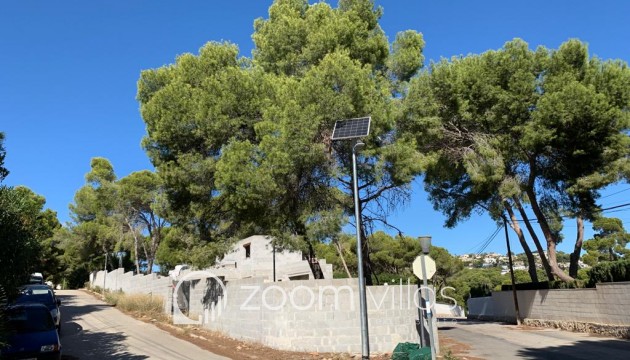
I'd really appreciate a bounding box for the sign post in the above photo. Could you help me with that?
[413,236,437,360]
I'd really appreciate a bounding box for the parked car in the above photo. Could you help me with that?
[168,264,190,279]
[0,303,62,360]
[28,273,44,285]
[14,285,61,330]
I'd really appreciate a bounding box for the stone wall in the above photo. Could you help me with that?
[467,282,630,337]
[91,270,424,353]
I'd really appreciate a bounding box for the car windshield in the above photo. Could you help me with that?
[15,289,54,305]
[6,308,55,333]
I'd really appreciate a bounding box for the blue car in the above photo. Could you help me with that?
[0,303,62,360]
[14,285,61,331]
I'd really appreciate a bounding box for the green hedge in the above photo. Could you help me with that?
[587,259,630,287]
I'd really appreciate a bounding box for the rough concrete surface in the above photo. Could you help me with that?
[438,319,630,359]
[57,290,228,360]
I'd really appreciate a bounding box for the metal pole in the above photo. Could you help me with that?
[503,217,521,325]
[352,142,369,359]
[421,254,436,360]
[103,252,107,294]
[416,278,426,347]
[273,241,276,282]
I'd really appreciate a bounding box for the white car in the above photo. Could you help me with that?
[168,264,190,279]
[29,272,44,284]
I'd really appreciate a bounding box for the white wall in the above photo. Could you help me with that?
[91,270,424,353]
[468,282,630,326]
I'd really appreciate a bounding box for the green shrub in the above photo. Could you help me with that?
[549,280,586,289]
[587,259,630,287]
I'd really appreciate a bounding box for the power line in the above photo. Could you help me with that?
[601,187,630,199]
[475,226,502,255]
[513,202,630,223]
[461,203,629,256]
[463,226,501,254]
[601,202,630,212]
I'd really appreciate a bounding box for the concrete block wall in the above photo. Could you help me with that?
[91,269,173,314]
[91,269,421,353]
[213,235,334,281]
[468,281,630,325]
[193,278,420,353]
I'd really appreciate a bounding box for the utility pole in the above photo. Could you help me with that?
[503,216,521,325]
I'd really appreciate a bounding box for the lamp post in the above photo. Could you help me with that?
[419,236,436,360]
[330,116,371,359]
[272,239,276,282]
[352,141,370,359]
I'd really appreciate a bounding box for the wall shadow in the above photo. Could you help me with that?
[516,338,630,359]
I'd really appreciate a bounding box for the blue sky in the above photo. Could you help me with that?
[1,0,629,255]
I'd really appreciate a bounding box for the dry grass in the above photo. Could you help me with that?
[102,290,167,321]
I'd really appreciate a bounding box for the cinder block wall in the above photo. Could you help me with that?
[91,270,420,353]
[196,278,420,353]
[468,282,630,325]
[90,269,172,313]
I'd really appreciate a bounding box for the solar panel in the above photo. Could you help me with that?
[331,117,371,140]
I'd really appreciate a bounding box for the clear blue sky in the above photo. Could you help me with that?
[1,0,629,255]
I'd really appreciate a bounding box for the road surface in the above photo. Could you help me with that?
[439,319,630,359]
[57,290,229,360]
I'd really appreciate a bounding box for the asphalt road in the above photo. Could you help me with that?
[56,290,229,360]
[439,319,630,359]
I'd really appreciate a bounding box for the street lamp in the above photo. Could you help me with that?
[331,117,371,360]
[351,141,369,359]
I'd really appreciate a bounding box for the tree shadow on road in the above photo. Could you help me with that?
[57,293,112,323]
[57,292,149,360]
[61,330,149,360]
[516,338,630,359]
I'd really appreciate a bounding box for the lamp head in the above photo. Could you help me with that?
[419,236,432,254]
[353,141,365,151]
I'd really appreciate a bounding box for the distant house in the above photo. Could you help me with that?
[208,235,333,282]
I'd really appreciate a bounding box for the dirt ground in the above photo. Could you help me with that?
[150,319,480,360]
[152,321,390,360]
[151,322,476,360]
[439,335,484,360]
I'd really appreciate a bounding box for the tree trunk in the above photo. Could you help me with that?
[141,240,150,274]
[569,216,584,278]
[108,251,115,272]
[513,196,554,281]
[146,235,157,275]
[334,238,352,278]
[126,218,141,275]
[524,161,573,282]
[504,201,538,282]
[360,227,373,286]
[134,235,140,275]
